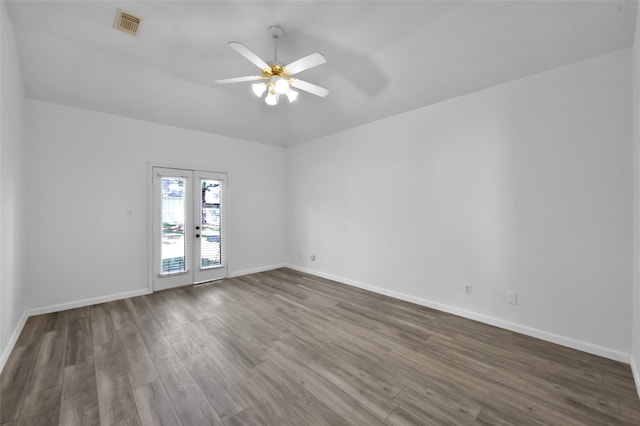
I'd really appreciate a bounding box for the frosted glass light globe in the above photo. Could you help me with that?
[286,89,299,103]
[252,83,267,97]
[265,91,279,106]
[274,77,290,94]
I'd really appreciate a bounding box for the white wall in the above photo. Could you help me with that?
[0,1,26,366]
[23,99,286,309]
[632,4,640,391]
[287,48,633,359]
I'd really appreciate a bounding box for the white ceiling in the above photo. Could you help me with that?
[5,0,638,146]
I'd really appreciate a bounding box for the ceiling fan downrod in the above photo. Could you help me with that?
[268,25,284,64]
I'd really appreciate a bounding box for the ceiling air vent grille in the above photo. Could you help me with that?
[115,10,142,36]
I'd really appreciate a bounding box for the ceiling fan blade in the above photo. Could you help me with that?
[214,76,262,84]
[228,42,270,70]
[290,79,329,97]
[284,52,326,75]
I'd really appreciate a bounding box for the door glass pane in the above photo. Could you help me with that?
[161,177,187,274]
[200,179,221,268]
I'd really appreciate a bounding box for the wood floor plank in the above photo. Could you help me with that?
[154,355,223,425]
[223,407,265,426]
[90,305,116,347]
[266,347,389,426]
[234,375,309,426]
[94,340,138,425]
[17,385,62,425]
[393,384,480,425]
[153,290,200,325]
[199,338,252,385]
[620,396,640,425]
[115,326,159,389]
[64,316,93,367]
[0,343,40,423]
[111,415,142,426]
[254,360,350,426]
[26,328,68,396]
[201,315,266,368]
[324,342,404,399]
[276,335,398,419]
[130,314,177,361]
[386,405,438,426]
[170,338,248,420]
[17,409,62,426]
[105,300,136,331]
[14,316,47,347]
[59,358,100,426]
[139,295,187,344]
[123,296,153,322]
[3,268,640,426]
[132,380,182,426]
[43,312,65,333]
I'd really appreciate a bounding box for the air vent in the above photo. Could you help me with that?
[115,9,142,36]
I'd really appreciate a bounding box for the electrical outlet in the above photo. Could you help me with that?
[310,254,316,261]
[507,291,518,305]
[298,251,302,259]
[464,284,472,295]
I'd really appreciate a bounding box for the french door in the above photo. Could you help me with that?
[152,167,227,291]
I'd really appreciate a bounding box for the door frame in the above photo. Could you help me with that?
[147,162,230,293]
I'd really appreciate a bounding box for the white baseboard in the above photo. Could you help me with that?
[25,288,152,317]
[0,287,151,374]
[286,264,631,364]
[229,263,287,278]
[0,310,28,374]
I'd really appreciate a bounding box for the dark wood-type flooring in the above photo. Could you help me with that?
[1,268,640,425]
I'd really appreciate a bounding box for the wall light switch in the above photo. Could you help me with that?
[507,291,518,305]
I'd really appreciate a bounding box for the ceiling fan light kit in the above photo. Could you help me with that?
[215,26,329,106]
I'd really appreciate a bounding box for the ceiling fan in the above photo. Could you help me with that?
[214,26,329,106]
